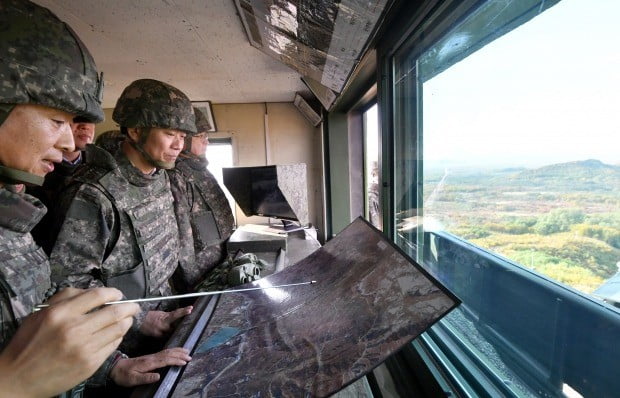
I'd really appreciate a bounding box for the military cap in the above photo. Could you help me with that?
[112,79,197,135]
[0,0,105,122]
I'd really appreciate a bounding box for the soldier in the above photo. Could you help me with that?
[95,129,123,154]
[0,1,139,396]
[49,79,196,391]
[29,116,97,254]
[168,107,235,291]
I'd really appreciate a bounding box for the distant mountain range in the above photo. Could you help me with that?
[503,159,620,191]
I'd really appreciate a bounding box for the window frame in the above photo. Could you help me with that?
[374,0,620,396]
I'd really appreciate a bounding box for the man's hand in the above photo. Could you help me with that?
[109,347,192,387]
[0,287,139,398]
[139,306,193,338]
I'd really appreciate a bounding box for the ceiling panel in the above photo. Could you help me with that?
[33,0,308,107]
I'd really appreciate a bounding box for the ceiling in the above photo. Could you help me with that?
[33,0,309,108]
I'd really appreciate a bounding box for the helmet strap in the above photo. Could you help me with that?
[0,165,44,186]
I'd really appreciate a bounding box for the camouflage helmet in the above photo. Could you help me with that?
[183,106,212,154]
[94,129,123,154]
[194,106,212,132]
[0,0,104,122]
[112,79,197,135]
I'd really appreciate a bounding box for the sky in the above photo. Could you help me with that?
[421,0,620,169]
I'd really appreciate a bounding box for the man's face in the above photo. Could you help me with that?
[141,128,186,164]
[0,104,74,177]
[71,121,95,150]
[190,132,209,158]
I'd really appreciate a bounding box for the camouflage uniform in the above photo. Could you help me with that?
[167,106,234,290]
[0,186,52,350]
[50,79,196,357]
[28,156,83,254]
[0,0,111,392]
[49,146,181,349]
[169,157,234,289]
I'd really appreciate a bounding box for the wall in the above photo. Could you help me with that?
[327,111,351,236]
[96,108,117,134]
[213,103,324,240]
[96,102,325,241]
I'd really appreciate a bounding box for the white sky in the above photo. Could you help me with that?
[206,142,236,218]
[365,103,379,161]
[423,0,620,169]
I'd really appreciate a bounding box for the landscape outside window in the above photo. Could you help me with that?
[419,0,619,298]
[364,104,381,230]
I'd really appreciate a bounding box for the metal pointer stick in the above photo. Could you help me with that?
[33,280,317,311]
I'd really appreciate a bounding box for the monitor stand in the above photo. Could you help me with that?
[282,219,305,232]
[269,219,305,233]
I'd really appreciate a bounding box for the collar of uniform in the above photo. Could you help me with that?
[178,155,208,171]
[115,149,163,187]
[0,187,47,233]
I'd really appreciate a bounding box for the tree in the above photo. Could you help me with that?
[535,208,585,235]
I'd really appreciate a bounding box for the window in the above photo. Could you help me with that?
[363,104,382,230]
[206,137,236,219]
[388,0,620,396]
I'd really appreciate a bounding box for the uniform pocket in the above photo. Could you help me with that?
[193,210,221,248]
[105,262,147,299]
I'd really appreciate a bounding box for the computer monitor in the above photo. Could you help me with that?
[223,164,309,227]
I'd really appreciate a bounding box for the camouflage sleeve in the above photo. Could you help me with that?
[167,170,198,293]
[0,281,17,352]
[49,184,115,288]
[86,350,125,388]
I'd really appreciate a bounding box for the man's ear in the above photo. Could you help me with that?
[126,127,140,142]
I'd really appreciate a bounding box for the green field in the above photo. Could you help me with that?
[423,159,620,293]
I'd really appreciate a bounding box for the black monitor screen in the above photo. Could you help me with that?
[250,167,297,220]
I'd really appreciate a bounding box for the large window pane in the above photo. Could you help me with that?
[363,104,382,229]
[207,137,236,221]
[421,0,620,297]
[391,0,620,396]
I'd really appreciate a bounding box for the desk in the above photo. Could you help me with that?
[255,228,321,276]
[226,224,321,276]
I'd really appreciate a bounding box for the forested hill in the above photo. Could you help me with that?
[501,159,620,191]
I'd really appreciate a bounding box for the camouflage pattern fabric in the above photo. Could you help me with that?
[94,130,123,154]
[28,156,83,254]
[0,104,14,127]
[166,168,197,294]
[182,106,212,153]
[112,79,196,134]
[195,252,266,292]
[168,156,234,290]
[0,187,111,393]
[0,187,52,350]
[0,0,111,392]
[0,0,104,122]
[49,145,183,355]
[194,105,212,132]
